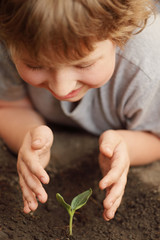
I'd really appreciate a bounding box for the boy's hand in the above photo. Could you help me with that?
[17,125,54,213]
[99,130,130,221]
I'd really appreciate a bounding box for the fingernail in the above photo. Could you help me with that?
[24,206,30,213]
[106,147,113,156]
[103,181,108,188]
[104,210,110,221]
[37,194,42,202]
[28,201,32,208]
[40,176,48,184]
[33,139,41,145]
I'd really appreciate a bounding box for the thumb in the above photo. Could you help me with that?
[99,130,120,158]
[31,125,54,150]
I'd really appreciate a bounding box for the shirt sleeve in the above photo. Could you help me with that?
[113,54,160,138]
[0,43,26,101]
[123,70,160,138]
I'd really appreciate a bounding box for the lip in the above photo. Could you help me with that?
[50,86,83,100]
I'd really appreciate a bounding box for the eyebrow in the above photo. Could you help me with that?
[72,56,102,66]
[22,55,102,68]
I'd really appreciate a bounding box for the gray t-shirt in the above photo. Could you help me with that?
[0,13,160,137]
[0,44,26,100]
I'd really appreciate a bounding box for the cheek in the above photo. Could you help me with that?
[16,66,46,86]
[83,57,115,88]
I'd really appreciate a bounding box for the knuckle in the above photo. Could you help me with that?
[27,179,38,192]
[32,185,41,195]
[108,171,117,184]
[103,199,110,209]
[30,202,38,211]
[112,191,122,203]
[23,195,37,208]
[19,171,28,182]
[27,179,42,195]
[29,182,38,192]
[23,192,31,201]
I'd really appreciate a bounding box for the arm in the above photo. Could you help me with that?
[99,129,160,221]
[0,97,45,152]
[117,129,160,165]
[0,98,54,213]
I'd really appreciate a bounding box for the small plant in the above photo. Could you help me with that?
[56,188,92,235]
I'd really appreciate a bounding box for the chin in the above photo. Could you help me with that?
[64,92,86,102]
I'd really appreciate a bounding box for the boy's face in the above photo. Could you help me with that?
[13,40,116,102]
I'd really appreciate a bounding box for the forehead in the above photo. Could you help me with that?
[20,40,109,67]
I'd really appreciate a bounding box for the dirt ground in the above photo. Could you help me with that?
[0,125,159,240]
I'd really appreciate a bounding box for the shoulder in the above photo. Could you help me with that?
[0,42,23,85]
[116,13,160,80]
[0,42,26,100]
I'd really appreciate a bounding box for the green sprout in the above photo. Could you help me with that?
[56,188,92,235]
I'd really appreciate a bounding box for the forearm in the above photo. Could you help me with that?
[0,107,45,153]
[117,130,160,165]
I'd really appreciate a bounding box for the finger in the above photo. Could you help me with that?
[25,174,48,203]
[99,130,120,158]
[99,165,122,190]
[20,154,50,184]
[31,125,54,150]
[99,144,113,158]
[19,176,38,212]
[99,149,129,190]
[103,196,122,221]
[23,197,31,214]
[103,210,110,221]
[28,158,50,184]
[19,162,48,203]
[103,174,126,209]
[99,153,110,176]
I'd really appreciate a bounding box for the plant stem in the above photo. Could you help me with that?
[69,211,74,235]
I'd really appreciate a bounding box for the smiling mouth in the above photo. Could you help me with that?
[50,87,83,100]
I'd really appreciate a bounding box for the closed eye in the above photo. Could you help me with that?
[26,64,43,71]
[75,62,95,70]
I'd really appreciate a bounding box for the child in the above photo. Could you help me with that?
[0,0,160,221]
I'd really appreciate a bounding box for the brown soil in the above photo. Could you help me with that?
[0,126,159,240]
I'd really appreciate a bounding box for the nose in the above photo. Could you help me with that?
[48,67,78,97]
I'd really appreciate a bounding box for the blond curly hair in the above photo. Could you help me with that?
[0,0,156,65]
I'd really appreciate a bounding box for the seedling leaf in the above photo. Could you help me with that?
[56,193,71,213]
[56,188,92,236]
[71,188,92,210]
